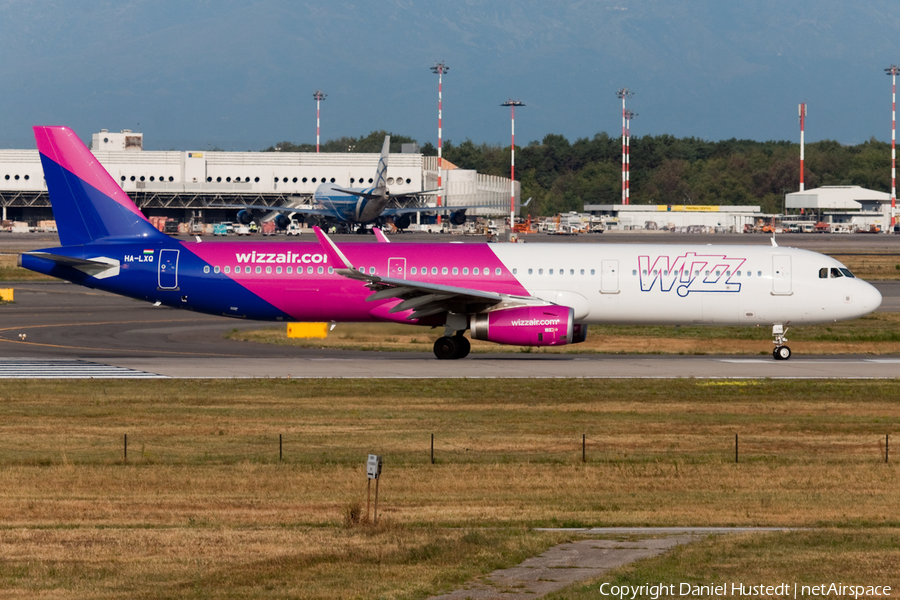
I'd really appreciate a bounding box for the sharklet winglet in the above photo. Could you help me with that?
[372,228,391,243]
[312,226,355,270]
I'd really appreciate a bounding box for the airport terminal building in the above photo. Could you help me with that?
[0,129,516,224]
[583,203,764,232]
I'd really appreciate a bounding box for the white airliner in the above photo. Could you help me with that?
[22,126,883,360]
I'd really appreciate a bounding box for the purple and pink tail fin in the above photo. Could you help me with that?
[34,126,166,246]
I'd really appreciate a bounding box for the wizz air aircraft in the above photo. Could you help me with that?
[20,126,882,360]
[220,136,485,232]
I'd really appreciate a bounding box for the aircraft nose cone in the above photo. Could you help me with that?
[860,281,883,313]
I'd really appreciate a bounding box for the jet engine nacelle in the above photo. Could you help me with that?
[449,210,467,226]
[236,210,254,225]
[394,214,412,230]
[470,305,574,347]
[274,214,291,230]
[572,323,588,344]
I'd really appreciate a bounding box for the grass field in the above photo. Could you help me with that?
[549,529,900,600]
[0,253,54,282]
[0,379,898,598]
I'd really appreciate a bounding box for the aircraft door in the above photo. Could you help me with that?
[600,259,619,293]
[158,249,179,290]
[772,255,792,295]
[388,258,407,279]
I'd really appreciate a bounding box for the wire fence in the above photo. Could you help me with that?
[0,432,890,466]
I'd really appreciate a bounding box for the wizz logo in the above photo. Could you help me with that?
[638,253,746,297]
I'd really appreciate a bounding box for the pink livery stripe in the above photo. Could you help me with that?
[33,126,146,219]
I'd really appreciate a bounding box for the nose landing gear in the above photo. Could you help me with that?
[772,324,791,360]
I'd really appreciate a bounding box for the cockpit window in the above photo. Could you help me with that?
[819,268,828,279]
[839,268,855,278]
[830,268,843,278]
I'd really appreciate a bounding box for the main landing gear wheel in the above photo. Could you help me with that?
[433,335,470,360]
[455,335,470,359]
[773,346,792,361]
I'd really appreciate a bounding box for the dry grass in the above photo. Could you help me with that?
[552,529,900,600]
[0,380,898,597]
[229,312,900,356]
[833,253,900,280]
[0,253,54,281]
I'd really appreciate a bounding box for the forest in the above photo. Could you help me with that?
[266,131,894,217]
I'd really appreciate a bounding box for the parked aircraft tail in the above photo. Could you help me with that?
[33,126,167,246]
[372,135,389,192]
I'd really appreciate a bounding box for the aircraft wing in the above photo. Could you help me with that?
[381,204,503,216]
[204,203,337,218]
[328,187,441,201]
[328,187,381,200]
[380,197,527,216]
[312,226,538,319]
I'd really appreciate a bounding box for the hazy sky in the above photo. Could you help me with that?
[2,0,900,151]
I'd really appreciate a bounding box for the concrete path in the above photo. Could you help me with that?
[427,527,791,600]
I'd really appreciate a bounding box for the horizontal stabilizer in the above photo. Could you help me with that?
[22,252,120,279]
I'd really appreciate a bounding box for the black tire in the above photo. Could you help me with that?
[773,346,792,360]
[455,336,471,359]
[433,336,459,360]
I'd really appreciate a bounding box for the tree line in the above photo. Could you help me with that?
[267,131,894,216]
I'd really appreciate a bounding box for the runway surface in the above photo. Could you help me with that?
[0,281,898,378]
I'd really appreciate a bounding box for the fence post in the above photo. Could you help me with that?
[582,434,586,463]
[279,434,283,462]
[887,434,890,464]
[735,433,739,464]
[124,433,127,464]
[431,434,434,464]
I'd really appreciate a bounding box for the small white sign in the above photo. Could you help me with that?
[366,454,382,480]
